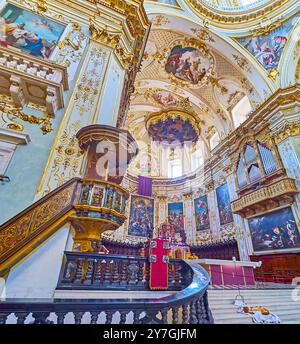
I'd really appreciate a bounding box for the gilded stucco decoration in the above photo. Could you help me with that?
[74,48,109,116]
[0,95,54,134]
[52,121,83,188]
[56,22,87,68]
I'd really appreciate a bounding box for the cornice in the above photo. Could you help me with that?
[186,0,292,27]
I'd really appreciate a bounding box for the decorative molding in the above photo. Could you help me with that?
[232,54,252,73]
[0,128,30,145]
[187,0,288,25]
[0,95,54,135]
[273,121,300,144]
[190,27,215,43]
[250,16,284,37]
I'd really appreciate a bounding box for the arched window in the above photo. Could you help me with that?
[191,150,204,171]
[232,96,252,128]
[210,131,220,150]
[168,158,182,178]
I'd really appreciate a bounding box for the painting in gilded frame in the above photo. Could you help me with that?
[165,45,210,85]
[168,202,184,234]
[236,14,300,71]
[248,207,300,252]
[194,195,210,231]
[216,183,233,226]
[0,3,66,58]
[128,195,154,237]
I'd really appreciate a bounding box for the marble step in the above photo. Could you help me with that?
[211,305,300,315]
[213,313,300,324]
[208,289,300,324]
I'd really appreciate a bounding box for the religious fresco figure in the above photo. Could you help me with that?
[236,14,300,71]
[0,3,65,58]
[128,196,154,237]
[165,45,211,85]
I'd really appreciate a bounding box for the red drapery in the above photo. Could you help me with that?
[149,238,169,290]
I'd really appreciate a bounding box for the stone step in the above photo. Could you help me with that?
[211,305,300,315]
[208,289,300,324]
[208,289,294,295]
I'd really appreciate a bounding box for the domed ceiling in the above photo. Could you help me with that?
[124,1,300,178]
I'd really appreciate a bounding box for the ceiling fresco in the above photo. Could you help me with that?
[124,2,300,178]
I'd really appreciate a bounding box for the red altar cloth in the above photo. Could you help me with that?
[149,238,169,290]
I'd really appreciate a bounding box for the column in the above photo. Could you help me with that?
[36,1,149,198]
[277,132,300,222]
[183,192,194,244]
[226,170,253,260]
[157,196,168,227]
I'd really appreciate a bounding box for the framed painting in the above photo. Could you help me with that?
[216,183,233,226]
[165,45,211,85]
[248,207,300,252]
[194,195,210,231]
[0,3,66,58]
[128,195,154,237]
[168,202,184,233]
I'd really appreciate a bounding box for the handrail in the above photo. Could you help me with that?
[0,178,80,276]
[0,262,213,324]
[56,251,193,291]
[0,177,131,276]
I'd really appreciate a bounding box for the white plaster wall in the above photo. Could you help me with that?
[3,225,72,299]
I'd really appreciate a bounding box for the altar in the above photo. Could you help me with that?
[188,259,262,286]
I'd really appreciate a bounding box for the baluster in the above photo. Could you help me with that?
[161,309,168,324]
[94,261,101,284]
[119,311,127,324]
[133,311,140,324]
[190,300,197,324]
[32,312,51,324]
[105,311,114,324]
[175,264,182,286]
[137,261,143,286]
[100,259,106,284]
[0,313,8,324]
[113,261,120,285]
[109,260,115,284]
[142,261,147,285]
[201,293,210,323]
[120,260,128,286]
[74,311,84,324]
[196,299,203,324]
[84,259,94,285]
[171,307,178,324]
[56,312,66,324]
[145,262,150,284]
[74,258,84,283]
[16,312,28,324]
[182,304,189,324]
[103,260,111,285]
[90,312,99,324]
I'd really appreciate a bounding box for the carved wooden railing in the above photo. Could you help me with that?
[0,178,80,276]
[0,178,130,276]
[232,177,298,217]
[57,252,193,291]
[0,262,213,324]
